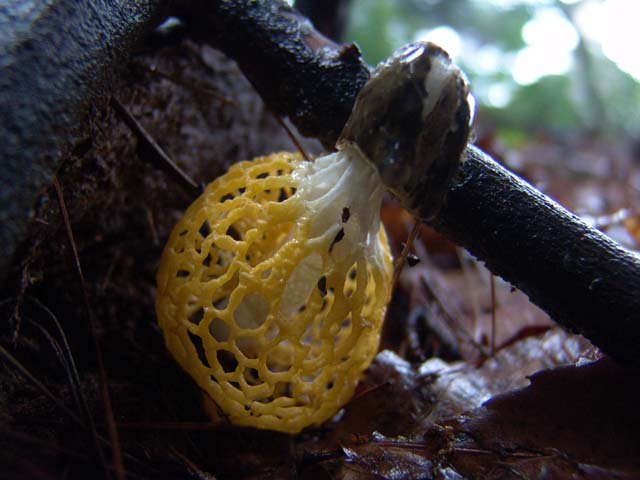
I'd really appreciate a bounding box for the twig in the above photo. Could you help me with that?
[118,421,224,431]
[490,274,496,356]
[110,96,200,194]
[140,63,234,104]
[11,264,29,343]
[0,345,83,425]
[53,176,125,480]
[170,448,217,480]
[1,429,89,461]
[144,207,160,247]
[2,428,151,480]
[456,248,481,340]
[26,297,96,435]
[419,275,489,358]
[392,219,421,288]
[272,113,311,161]
[29,322,85,417]
[348,381,391,404]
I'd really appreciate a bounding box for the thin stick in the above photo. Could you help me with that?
[490,274,497,356]
[169,448,212,479]
[28,297,96,433]
[273,113,311,161]
[118,421,223,431]
[30,322,85,417]
[1,429,89,461]
[53,176,125,480]
[456,248,481,341]
[11,264,29,343]
[419,275,489,357]
[4,428,151,479]
[111,97,199,193]
[0,344,83,425]
[140,63,234,105]
[348,381,390,404]
[392,219,421,288]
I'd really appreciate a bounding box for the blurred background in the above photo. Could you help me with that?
[296,0,640,248]
[298,0,640,140]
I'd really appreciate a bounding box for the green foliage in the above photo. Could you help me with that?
[586,55,640,136]
[484,75,583,130]
[344,0,640,135]
[346,0,412,64]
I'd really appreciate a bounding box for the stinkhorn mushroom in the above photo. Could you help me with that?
[156,41,475,433]
[156,149,393,433]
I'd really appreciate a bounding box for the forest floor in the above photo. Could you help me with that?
[1,38,640,479]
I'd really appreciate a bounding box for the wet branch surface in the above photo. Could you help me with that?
[433,147,640,365]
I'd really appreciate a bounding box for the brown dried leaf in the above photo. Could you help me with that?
[338,434,434,480]
[436,358,640,479]
[335,328,591,439]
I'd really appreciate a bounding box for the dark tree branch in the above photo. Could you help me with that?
[175,0,371,147]
[432,147,640,365]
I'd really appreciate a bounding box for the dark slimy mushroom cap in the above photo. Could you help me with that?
[339,41,474,220]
